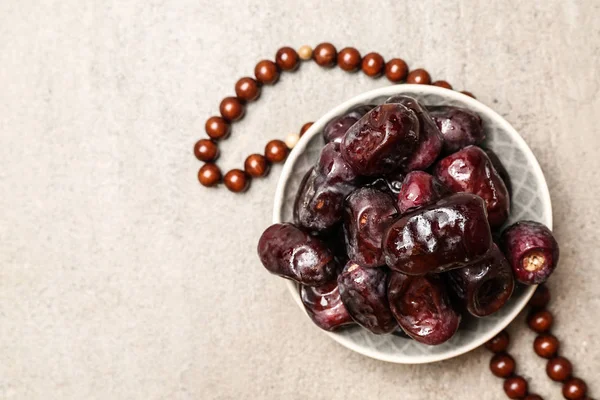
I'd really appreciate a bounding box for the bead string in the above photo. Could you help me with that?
[194,43,473,192]
[196,43,593,399]
[485,285,593,400]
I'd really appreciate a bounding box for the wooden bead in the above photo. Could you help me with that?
[485,330,510,353]
[298,45,313,61]
[385,58,408,82]
[276,47,299,71]
[547,356,572,382]
[490,353,515,378]
[244,154,269,178]
[406,68,432,85]
[504,376,528,399]
[361,52,384,77]
[432,80,453,89]
[534,334,559,358]
[194,139,219,162]
[461,90,476,98]
[198,163,221,187]
[285,133,300,149]
[255,60,279,85]
[337,47,361,71]
[224,169,249,193]
[235,77,261,102]
[265,139,288,163]
[563,378,587,400]
[524,395,544,400]
[219,96,245,121]
[300,122,313,137]
[205,116,230,140]
[529,284,551,309]
[313,43,337,67]
[528,310,553,333]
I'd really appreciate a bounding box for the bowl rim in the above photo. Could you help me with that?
[272,84,553,364]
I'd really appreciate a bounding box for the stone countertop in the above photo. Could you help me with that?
[0,1,599,399]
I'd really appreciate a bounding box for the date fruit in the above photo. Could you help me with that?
[257,223,337,285]
[388,272,461,345]
[344,187,398,268]
[396,171,449,214]
[337,262,397,334]
[447,244,515,317]
[317,141,359,185]
[341,104,419,176]
[427,105,485,153]
[383,193,492,275]
[294,143,359,232]
[485,148,513,195]
[385,95,443,171]
[435,146,510,228]
[323,105,374,144]
[300,281,355,331]
[500,221,559,285]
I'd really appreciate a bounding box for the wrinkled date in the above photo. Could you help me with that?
[435,145,510,228]
[385,95,443,171]
[294,143,359,232]
[300,281,355,331]
[500,221,559,285]
[323,105,374,144]
[341,104,419,176]
[446,244,515,317]
[427,105,485,153]
[337,262,397,334]
[485,148,513,196]
[388,272,460,345]
[257,223,337,286]
[396,171,449,215]
[383,193,492,275]
[344,187,398,268]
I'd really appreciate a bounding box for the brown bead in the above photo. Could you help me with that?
[534,334,559,358]
[528,310,553,333]
[524,395,544,400]
[219,97,245,121]
[490,353,515,378]
[265,139,288,163]
[530,284,551,309]
[224,169,249,193]
[461,90,476,98]
[432,80,453,89]
[313,43,337,67]
[563,378,587,400]
[547,357,573,382]
[198,163,221,187]
[485,330,510,353]
[244,154,269,178]
[385,58,409,82]
[194,139,219,162]
[205,116,230,140]
[406,68,432,85]
[300,122,314,137]
[255,60,279,85]
[235,77,261,102]
[504,376,528,399]
[337,47,361,72]
[276,47,299,71]
[361,52,384,77]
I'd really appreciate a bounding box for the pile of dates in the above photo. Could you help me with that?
[258,96,559,345]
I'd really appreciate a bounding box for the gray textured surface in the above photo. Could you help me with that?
[0,1,599,399]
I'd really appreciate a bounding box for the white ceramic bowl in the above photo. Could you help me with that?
[272,84,552,364]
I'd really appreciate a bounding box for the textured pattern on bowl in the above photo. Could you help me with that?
[272,85,552,364]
